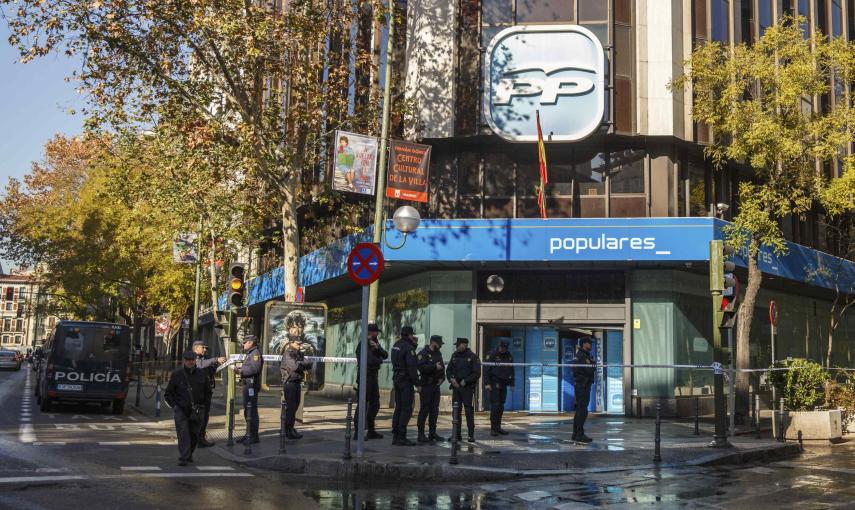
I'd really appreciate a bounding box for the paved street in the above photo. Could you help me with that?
[3,367,855,509]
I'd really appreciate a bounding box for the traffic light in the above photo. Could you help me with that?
[719,242,739,328]
[228,263,247,308]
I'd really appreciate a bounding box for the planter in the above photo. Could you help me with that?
[772,409,843,443]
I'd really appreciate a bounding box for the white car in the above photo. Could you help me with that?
[0,349,22,370]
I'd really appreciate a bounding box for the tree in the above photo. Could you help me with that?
[3,0,388,302]
[671,18,855,419]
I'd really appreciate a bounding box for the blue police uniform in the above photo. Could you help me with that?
[239,344,263,443]
[416,337,445,441]
[572,342,596,442]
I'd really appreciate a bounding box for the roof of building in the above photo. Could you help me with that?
[0,274,35,283]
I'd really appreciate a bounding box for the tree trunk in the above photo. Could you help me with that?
[735,242,761,421]
[208,231,220,312]
[281,180,300,302]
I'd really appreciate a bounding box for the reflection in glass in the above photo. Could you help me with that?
[482,0,513,24]
[711,0,730,42]
[515,0,573,22]
[609,150,644,194]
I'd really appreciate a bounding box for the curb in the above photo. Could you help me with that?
[207,442,803,482]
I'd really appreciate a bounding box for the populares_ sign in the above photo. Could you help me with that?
[483,24,606,142]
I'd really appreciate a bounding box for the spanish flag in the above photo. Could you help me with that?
[536,110,549,219]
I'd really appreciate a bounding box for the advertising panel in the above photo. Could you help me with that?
[172,233,198,264]
[332,130,378,195]
[263,302,327,390]
[386,139,431,203]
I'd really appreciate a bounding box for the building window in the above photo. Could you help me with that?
[815,0,829,35]
[849,0,855,41]
[711,0,730,43]
[14,335,22,344]
[688,159,708,216]
[2,319,9,331]
[4,302,12,311]
[831,0,842,37]
[577,152,607,218]
[741,0,754,44]
[15,319,23,332]
[18,287,26,300]
[517,0,573,22]
[1,335,8,344]
[759,0,773,36]
[609,150,646,218]
[482,0,512,24]
[798,0,811,36]
[578,0,607,22]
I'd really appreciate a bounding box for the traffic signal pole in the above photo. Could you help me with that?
[709,240,732,448]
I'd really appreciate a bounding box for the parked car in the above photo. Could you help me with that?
[0,349,22,370]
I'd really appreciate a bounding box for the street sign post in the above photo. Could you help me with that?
[769,300,779,403]
[347,243,385,458]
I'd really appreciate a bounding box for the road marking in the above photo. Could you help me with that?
[98,442,132,446]
[516,491,551,502]
[120,467,162,471]
[746,466,777,475]
[32,442,66,446]
[196,466,235,471]
[0,476,86,484]
[19,424,35,443]
[20,417,31,422]
[127,473,254,479]
[36,468,66,473]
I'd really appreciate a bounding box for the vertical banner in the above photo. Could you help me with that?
[386,140,431,203]
[332,130,379,195]
[173,233,198,264]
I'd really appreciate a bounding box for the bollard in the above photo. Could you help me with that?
[797,430,803,450]
[778,397,785,442]
[279,399,287,454]
[227,398,235,447]
[754,394,761,439]
[135,363,142,407]
[449,402,460,465]
[653,402,662,463]
[244,396,254,455]
[154,380,162,418]
[693,397,700,436]
[343,398,353,461]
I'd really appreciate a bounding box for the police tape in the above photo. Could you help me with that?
[225,354,855,372]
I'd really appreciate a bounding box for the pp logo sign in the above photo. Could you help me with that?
[483,25,605,142]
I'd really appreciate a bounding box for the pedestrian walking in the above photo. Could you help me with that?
[281,336,313,439]
[416,335,445,443]
[355,322,388,439]
[446,337,480,442]
[192,340,226,447]
[390,326,420,446]
[234,335,263,445]
[484,339,514,436]
[165,350,212,466]
[572,337,596,443]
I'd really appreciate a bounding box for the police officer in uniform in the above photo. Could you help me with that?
[390,326,420,446]
[281,335,313,439]
[192,341,225,447]
[416,335,445,443]
[355,322,388,439]
[484,339,514,436]
[165,350,212,466]
[572,337,596,443]
[446,338,480,442]
[234,335,263,444]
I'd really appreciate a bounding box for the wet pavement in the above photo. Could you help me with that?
[4,367,854,509]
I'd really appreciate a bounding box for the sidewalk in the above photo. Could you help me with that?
[129,381,803,482]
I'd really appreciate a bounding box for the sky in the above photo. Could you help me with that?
[0,27,85,272]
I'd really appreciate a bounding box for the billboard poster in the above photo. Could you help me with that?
[332,130,378,195]
[263,302,327,390]
[386,139,431,203]
[172,233,198,264]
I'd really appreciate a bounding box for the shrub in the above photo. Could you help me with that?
[826,372,855,433]
[768,359,829,411]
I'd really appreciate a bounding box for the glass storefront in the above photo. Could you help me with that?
[483,326,624,414]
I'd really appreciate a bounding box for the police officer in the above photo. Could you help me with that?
[281,335,313,439]
[355,322,388,439]
[484,339,514,436]
[165,350,212,466]
[416,335,445,443]
[234,335,263,444]
[192,341,226,447]
[446,338,480,442]
[572,337,596,443]
[390,326,420,446]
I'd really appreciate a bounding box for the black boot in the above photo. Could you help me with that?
[417,432,430,443]
[429,433,444,442]
[199,435,215,448]
[286,428,303,439]
[365,430,383,439]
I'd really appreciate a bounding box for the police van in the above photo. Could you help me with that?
[35,321,132,414]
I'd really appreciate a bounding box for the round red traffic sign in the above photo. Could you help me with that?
[347,243,385,286]
[769,300,778,326]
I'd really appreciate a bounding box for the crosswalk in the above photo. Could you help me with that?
[0,465,252,485]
